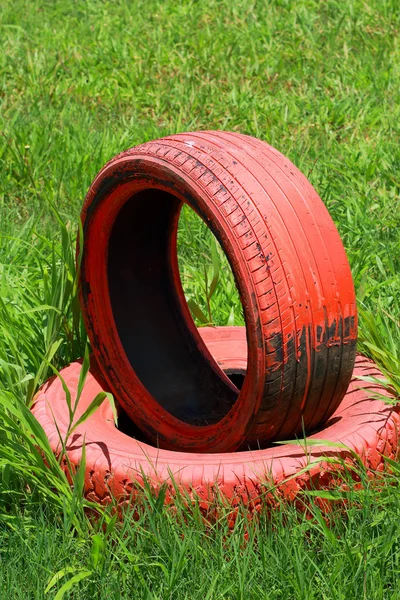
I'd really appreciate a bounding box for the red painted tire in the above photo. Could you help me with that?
[32,327,398,511]
[79,131,357,452]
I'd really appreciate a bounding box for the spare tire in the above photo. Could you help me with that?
[32,327,398,512]
[79,131,357,452]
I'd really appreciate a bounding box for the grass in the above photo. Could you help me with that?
[0,0,400,597]
[2,483,400,600]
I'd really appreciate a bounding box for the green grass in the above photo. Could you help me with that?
[2,481,400,600]
[1,0,400,597]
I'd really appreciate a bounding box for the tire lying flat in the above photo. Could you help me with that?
[80,132,357,452]
[32,327,397,510]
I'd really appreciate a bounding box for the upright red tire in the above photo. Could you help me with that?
[80,131,357,452]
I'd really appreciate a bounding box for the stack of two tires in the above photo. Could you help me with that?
[32,132,399,508]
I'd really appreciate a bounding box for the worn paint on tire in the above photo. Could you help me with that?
[79,132,358,452]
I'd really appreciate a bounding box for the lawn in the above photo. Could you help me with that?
[1,0,400,597]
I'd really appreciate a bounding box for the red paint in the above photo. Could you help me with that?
[79,132,357,451]
[32,327,398,513]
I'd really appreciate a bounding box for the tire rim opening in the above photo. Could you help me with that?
[177,203,245,330]
[107,189,246,427]
[117,368,247,441]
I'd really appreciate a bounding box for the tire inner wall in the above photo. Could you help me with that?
[107,188,239,425]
